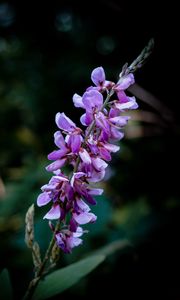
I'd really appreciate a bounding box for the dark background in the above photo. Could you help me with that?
[0,1,179,299]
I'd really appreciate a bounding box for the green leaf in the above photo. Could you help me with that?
[0,269,13,300]
[93,239,130,256]
[33,255,105,300]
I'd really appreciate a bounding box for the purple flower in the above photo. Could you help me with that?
[90,67,114,91]
[55,226,83,253]
[37,65,138,253]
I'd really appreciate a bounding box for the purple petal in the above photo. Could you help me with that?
[54,131,66,148]
[48,149,67,160]
[116,90,129,103]
[43,204,61,220]
[92,157,108,171]
[80,113,88,126]
[88,188,103,195]
[76,198,90,212]
[46,158,67,172]
[109,116,130,127]
[109,108,120,118]
[55,233,68,253]
[70,172,86,186]
[69,218,78,232]
[104,143,120,152]
[69,134,81,153]
[95,112,110,134]
[55,112,76,132]
[80,112,93,126]
[37,192,51,206]
[82,90,103,112]
[67,236,83,249]
[73,93,85,108]
[88,171,106,182]
[79,148,91,164]
[110,127,124,140]
[73,211,97,224]
[52,175,68,182]
[99,147,111,161]
[73,226,83,237]
[116,73,135,90]
[115,96,138,110]
[91,67,105,86]
[84,193,97,204]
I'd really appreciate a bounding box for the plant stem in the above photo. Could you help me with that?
[23,222,60,300]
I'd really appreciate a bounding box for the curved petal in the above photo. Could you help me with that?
[69,134,81,153]
[116,73,135,90]
[43,204,61,220]
[67,236,83,249]
[110,127,124,140]
[82,90,103,111]
[37,192,51,206]
[88,188,104,195]
[48,149,67,160]
[91,66,105,86]
[76,198,90,212]
[73,211,97,225]
[46,158,66,172]
[73,226,83,237]
[109,116,130,127]
[99,147,111,161]
[73,93,85,108]
[54,131,66,148]
[104,143,120,152]
[55,112,76,132]
[115,96,138,110]
[79,148,91,164]
[92,157,108,171]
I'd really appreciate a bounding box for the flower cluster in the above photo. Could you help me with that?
[37,67,138,253]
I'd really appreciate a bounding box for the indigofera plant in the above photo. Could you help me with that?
[23,39,154,300]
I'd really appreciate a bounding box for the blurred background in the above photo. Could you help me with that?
[0,0,179,299]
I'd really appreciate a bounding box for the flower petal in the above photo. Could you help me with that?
[54,131,66,148]
[70,172,86,187]
[73,211,97,224]
[73,226,83,237]
[37,192,51,206]
[92,157,108,171]
[69,134,81,153]
[110,127,124,140]
[48,149,67,160]
[67,236,83,249]
[88,188,104,195]
[82,90,103,112]
[116,73,135,90]
[109,116,130,127]
[115,96,138,110]
[76,198,90,212]
[55,112,76,132]
[73,93,85,108]
[104,143,120,152]
[43,204,61,220]
[46,158,67,172]
[99,147,111,161]
[79,148,91,164]
[91,66,105,86]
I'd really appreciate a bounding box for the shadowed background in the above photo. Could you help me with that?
[0,1,179,299]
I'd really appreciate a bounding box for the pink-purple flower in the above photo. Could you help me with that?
[37,66,138,253]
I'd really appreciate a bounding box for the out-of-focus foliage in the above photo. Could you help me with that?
[0,1,179,299]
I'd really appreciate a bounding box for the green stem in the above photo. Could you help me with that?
[23,222,60,300]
